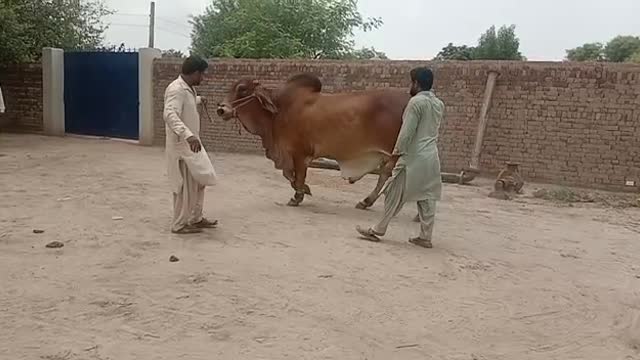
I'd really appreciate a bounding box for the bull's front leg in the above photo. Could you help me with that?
[287,156,310,207]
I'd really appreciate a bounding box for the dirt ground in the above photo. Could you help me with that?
[1,134,639,360]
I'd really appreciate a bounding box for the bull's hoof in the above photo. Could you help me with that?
[287,198,300,207]
[355,201,370,210]
[303,184,312,196]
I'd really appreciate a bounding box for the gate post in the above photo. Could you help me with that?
[138,48,161,145]
[42,47,65,136]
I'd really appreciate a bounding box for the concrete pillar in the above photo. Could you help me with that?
[138,48,161,145]
[42,47,65,136]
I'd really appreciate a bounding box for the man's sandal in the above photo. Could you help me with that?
[192,218,218,229]
[408,237,433,248]
[356,226,383,242]
[172,226,203,234]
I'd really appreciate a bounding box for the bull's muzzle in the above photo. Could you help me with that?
[216,103,233,120]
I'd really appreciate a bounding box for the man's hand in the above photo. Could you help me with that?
[200,97,208,106]
[187,136,202,153]
[390,153,402,166]
[383,154,401,173]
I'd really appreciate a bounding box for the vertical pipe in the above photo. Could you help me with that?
[148,2,156,48]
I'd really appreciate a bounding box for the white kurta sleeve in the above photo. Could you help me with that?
[163,86,194,140]
[195,95,202,105]
[393,99,421,156]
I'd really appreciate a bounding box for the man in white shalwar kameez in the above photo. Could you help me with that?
[357,67,444,248]
[164,56,218,234]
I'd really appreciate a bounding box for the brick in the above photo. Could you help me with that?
[0,63,43,132]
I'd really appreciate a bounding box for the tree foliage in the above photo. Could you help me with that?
[565,42,604,62]
[628,50,640,64]
[191,0,383,59]
[162,49,186,58]
[603,35,640,62]
[435,43,475,61]
[434,25,523,61]
[473,25,522,60]
[0,0,111,63]
[340,47,388,60]
[566,35,640,62]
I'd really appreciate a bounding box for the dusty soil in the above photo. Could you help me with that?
[1,134,639,360]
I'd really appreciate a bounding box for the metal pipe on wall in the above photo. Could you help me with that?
[468,70,499,172]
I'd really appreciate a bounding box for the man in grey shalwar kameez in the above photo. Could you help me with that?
[357,67,444,248]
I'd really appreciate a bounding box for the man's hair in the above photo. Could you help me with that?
[410,67,434,91]
[182,56,208,75]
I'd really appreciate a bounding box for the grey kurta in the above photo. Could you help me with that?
[386,90,444,202]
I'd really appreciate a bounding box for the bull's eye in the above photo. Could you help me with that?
[236,83,251,97]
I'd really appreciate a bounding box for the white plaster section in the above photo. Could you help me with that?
[138,48,162,145]
[42,47,65,136]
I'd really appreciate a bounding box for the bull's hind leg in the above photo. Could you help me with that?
[283,169,312,196]
[287,157,310,207]
[356,171,390,210]
[283,169,295,183]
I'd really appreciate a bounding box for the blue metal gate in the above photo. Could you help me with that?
[64,52,139,140]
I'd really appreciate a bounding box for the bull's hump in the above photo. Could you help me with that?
[286,74,322,93]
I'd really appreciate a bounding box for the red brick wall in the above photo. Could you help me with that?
[153,59,640,191]
[0,64,43,132]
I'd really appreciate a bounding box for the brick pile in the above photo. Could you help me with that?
[154,59,640,191]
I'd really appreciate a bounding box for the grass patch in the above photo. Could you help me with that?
[532,187,640,208]
[532,187,594,203]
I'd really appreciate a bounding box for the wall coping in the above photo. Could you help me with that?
[154,58,640,72]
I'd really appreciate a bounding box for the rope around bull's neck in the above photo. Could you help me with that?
[200,97,242,134]
[201,101,213,123]
[228,93,260,135]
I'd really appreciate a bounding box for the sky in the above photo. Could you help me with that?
[103,0,640,61]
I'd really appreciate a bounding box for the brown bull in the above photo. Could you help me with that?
[216,74,410,208]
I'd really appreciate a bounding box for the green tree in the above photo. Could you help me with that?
[628,50,640,64]
[191,0,383,59]
[565,42,604,62]
[435,43,475,60]
[473,25,523,60]
[341,47,388,60]
[603,35,640,62]
[0,0,111,63]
